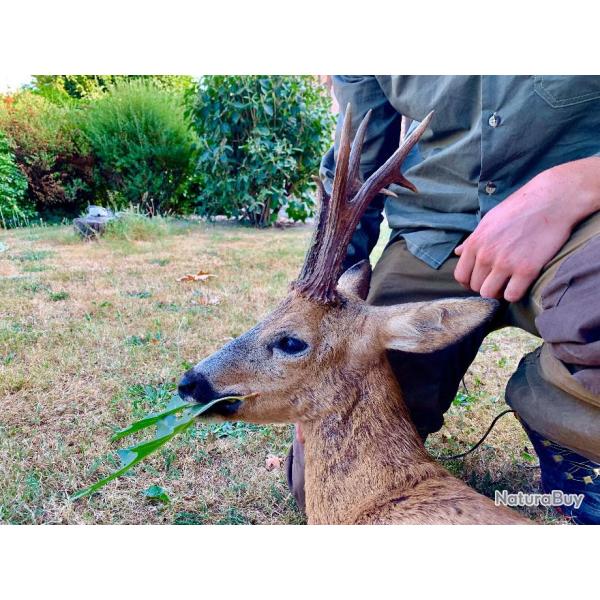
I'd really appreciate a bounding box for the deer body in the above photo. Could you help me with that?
[178,105,529,524]
[302,355,526,524]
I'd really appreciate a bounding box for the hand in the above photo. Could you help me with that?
[454,158,600,302]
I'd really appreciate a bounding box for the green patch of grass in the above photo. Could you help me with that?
[216,507,248,525]
[23,472,42,503]
[49,291,69,302]
[1,352,16,365]
[124,331,164,347]
[125,382,176,417]
[144,485,170,504]
[21,263,50,273]
[191,421,272,442]
[18,280,50,295]
[452,391,479,408]
[174,510,208,525]
[0,322,41,352]
[155,301,181,312]
[125,290,153,299]
[149,258,170,266]
[10,249,55,262]
[104,209,169,242]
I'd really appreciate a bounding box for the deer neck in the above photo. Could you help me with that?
[302,356,441,524]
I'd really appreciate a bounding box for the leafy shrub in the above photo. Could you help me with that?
[187,76,335,227]
[81,80,195,213]
[0,130,35,228]
[0,92,93,213]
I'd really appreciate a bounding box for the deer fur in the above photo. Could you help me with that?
[179,263,528,524]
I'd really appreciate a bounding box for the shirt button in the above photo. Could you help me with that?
[488,113,501,128]
[485,181,497,195]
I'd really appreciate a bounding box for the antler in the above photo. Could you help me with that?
[292,103,433,304]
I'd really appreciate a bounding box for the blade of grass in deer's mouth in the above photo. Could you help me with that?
[70,393,256,501]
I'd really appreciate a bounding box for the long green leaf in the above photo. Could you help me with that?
[71,395,247,501]
[110,395,194,441]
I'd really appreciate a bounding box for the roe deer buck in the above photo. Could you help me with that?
[178,105,528,524]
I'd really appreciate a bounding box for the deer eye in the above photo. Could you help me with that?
[273,336,308,355]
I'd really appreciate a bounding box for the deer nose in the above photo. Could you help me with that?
[177,370,217,404]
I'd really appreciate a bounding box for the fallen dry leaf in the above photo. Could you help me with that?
[265,455,282,471]
[176,270,215,282]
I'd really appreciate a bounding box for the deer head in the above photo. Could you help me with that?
[178,105,497,424]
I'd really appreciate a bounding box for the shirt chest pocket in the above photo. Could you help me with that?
[533,75,600,108]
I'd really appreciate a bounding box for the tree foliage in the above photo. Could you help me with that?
[187,76,334,226]
[0,130,34,228]
[0,92,93,214]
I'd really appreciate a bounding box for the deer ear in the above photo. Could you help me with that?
[337,260,372,301]
[377,298,499,353]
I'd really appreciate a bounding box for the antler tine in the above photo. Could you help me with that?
[329,103,353,210]
[352,110,434,209]
[292,107,433,304]
[347,109,372,194]
[295,104,365,289]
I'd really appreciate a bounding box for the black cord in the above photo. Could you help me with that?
[435,409,516,461]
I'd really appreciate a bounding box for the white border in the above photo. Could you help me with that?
[1,0,599,75]
[0,525,596,598]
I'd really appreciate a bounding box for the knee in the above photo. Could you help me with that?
[535,236,600,395]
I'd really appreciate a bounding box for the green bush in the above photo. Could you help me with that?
[187,76,334,227]
[0,91,93,214]
[33,75,196,101]
[0,130,35,228]
[81,80,195,213]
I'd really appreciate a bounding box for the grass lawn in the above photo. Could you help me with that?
[0,219,559,524]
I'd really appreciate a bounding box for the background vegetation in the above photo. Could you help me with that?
[0,130,32,228]
[0,75,335,228]
[187,76,335,226]
[0,92,93,221]
[81,80,194,213]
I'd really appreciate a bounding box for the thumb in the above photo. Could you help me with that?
[455,244,463,256]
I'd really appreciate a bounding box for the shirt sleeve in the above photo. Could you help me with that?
[319,76,402,269]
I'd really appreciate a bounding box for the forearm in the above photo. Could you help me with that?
[454,156,600,302]
[538,156,600,227]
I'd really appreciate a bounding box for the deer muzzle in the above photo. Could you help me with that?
[177,369,242,416]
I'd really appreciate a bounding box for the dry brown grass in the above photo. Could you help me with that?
[0,220,558,524]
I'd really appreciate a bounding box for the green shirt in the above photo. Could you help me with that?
[320,76,600,269]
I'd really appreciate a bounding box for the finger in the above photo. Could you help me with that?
[504,274,533,303]
[469,258,492,293]
[479,269,511,299]
[455,244,463,256]
[454,247,476,288]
